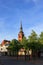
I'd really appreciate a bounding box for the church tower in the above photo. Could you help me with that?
[18,22,24,41]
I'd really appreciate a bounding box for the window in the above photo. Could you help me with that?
[1,48,3,50]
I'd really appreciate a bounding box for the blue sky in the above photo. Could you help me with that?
[0,0,43,43]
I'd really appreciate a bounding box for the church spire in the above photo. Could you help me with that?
[20,21,23,32]
[18,21,24,41]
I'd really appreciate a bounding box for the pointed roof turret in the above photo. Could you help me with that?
[20,21,23,32]
[18,21,24,41]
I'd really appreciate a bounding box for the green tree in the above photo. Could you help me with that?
[22,37,28,49]
[21,36,28,60]
[28,30,38,43]
[28,30,39,57]
[39,32,43,50]
[39,32,43,44]
[8,39,21,59]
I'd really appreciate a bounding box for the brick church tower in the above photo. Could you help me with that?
[18,22,24,41]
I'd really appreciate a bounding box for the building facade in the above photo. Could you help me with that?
[0,40,10,55]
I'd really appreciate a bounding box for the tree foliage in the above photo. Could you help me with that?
[8,39,21,55]
[28,30,41,52]
[39,32,43,44]
[21,36,28,50]
[28,30,38,43]
[7,30,43,57]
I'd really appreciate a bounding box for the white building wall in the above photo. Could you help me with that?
[0,45,8,52]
